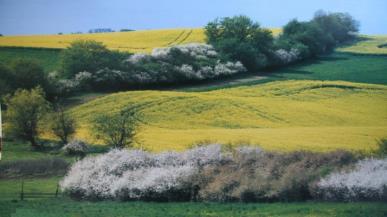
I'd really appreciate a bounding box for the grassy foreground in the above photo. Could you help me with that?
[0,200,385,217]
[0,177,61,201]
[68,80,387,152]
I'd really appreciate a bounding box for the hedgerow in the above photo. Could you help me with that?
[56,43,245,94]
[59,145,386,202]
[314,158,387,201]
[60,144,229,200]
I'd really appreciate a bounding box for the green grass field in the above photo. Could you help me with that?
[0,142,52,162]
[0,200,386,217]
[0,47,61,72]
[181,52,387,92]
[0,177,61,201]
[272,52,387,84]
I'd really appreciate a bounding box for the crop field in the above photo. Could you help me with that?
[337,35,387,55]
[0,28,205,53]
[0,28,282,53]
[68,80,387,152]
[0,200,386,217]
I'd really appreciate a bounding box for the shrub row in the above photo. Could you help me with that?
[314,158,387,201]
[52,43,245,95]
[60,145,386,202]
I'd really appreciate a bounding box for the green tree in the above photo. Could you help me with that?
[0,63,13,99]
[9,59,48,90]
[375,139,387,157]
[49,105,76,144]
[92,107,140,148]
[280,19,334,56]
[205,15,274,72]
[61,40,126,78]
[313,10,359,43]
[5,87,49,148]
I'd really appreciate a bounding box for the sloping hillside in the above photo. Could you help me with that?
[70,80,387,152]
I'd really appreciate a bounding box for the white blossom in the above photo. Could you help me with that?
[62,140,89,155]
[275,48,300,64]
[316,158,387,201]
[60,144,228,199]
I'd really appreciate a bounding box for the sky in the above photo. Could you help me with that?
[0,0,386,36]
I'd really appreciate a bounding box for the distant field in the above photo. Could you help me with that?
[0,31,383,74]
[69,80,387,152]
[181,52,387,91]
[0,200,386,217]
[0,47,61,72]
[271,52,387,84]
[338,35,387,55]
[0,28,282,53]
[0,28,206,53]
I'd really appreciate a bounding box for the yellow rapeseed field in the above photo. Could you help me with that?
[69,80,387,152]
[0,29,205,53]
[0,28,384,54]
[0,28,282,53]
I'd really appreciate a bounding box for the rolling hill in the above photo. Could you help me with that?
[69,80,387,152]
[337,35,387,55]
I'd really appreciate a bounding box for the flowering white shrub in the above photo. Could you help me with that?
[60,144,228,200]
[127,53,149,64]
[125,43,246,82]
[275,48,300,64]
[65,43,246,91]
[61,146,386,202]
[62,140,89,156]
[128,43,217,64]
[214,61,245,76]
[74,71,93,86]
[315,158,387,201]
[56,79,80,95]
[151,43,218,60]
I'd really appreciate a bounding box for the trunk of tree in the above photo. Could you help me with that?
[30,137,39,148]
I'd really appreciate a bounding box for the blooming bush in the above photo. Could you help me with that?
[60,145,370,202]
[274,48,300,64]
[124,43,246,83]
[314,158,387,201]
[62,140,89,156]
[60,144,229,200]
[60,43,246,92]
